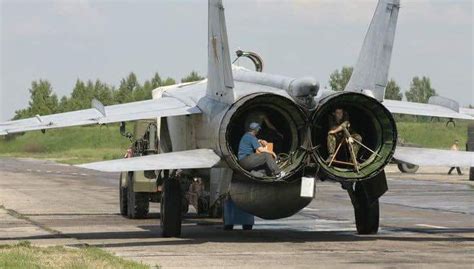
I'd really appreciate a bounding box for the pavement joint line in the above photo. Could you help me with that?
[415,224,448,229]
[0,204,62,237]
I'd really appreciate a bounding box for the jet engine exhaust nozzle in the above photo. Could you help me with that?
[310,92,397,182]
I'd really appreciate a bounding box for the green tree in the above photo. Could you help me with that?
[66,80,92,110]
[162,77,176,86]
[115,72,139,103]
[405,76,437,103]
[57,96,69,113]
[384,79,403,100]
[93,80,115,105]
[181,71,204,83]
[150,73,163,88]
[329,66,353,91]
[14,80,58,119]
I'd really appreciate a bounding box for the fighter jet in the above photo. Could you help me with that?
[1,0,473,237]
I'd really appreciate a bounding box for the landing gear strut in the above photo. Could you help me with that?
[160,176,182,237]
[345,182,380,235]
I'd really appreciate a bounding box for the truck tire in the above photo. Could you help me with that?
[160,178,182,237]
[119,173,128,216]
[353,183,379,235]
[126,172,149,219]
[397,162,419,173]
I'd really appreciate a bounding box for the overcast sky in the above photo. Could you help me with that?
[1,0,472,121]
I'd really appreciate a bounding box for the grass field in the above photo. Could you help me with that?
[0,241,151,269]
[0,125,130,164]
[0,120,470,164]
[396,120,469,150]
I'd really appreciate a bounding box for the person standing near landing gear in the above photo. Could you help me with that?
[448,140,463,175]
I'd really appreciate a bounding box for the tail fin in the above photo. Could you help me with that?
[345,0,400,102]
[206,0,234,103]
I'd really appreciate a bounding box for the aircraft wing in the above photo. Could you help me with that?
[393,146,474,167]
[383,100,473,120]
[460,107,474,117]
[76,149,221,172]
[0,97,201,134]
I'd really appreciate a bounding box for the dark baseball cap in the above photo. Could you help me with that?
[249,122,261,131]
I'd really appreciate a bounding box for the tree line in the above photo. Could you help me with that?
[329,66,437,103]
[13,71,204,120]
[12,66,444,120]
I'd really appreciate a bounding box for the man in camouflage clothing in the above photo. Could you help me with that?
[326,108,362,162]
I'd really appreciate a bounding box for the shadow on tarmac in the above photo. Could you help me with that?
[2,224,472,248]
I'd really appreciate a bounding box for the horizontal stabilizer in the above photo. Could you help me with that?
[394,147,474,167]
[76,149,221,172]
[384,100,473,120]
[1,97,201,134]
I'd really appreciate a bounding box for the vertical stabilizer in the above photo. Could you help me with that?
[345,0,400,102]
[207,0,234,103]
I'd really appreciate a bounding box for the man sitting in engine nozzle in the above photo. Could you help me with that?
[326,108,362,163]
[238,122,284,178]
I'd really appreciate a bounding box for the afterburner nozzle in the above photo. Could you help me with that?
[310,92,397,182]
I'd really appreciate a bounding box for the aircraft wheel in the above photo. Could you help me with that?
[126,173,149,219]
[353,183,379,235]
[119,173,128,216]
[242,224,253,230]
[397,162,419,173]
[161,178,182,237]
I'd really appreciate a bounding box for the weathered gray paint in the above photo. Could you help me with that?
[345,0,400,102]
[207,0,234,104]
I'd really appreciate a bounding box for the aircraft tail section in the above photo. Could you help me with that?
[345,0,400,102]
[207,0,235,103]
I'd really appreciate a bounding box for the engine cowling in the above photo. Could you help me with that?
[310,92,397,182]
[218,93,312,219]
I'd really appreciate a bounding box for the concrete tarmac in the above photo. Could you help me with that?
[0,158,472,268]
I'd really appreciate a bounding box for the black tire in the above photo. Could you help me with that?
[397,162,419,173]
[160,178,182,237]
[242,224,253,230]
[353,183,379,235]
[126,173,150,219]
[119,173,128,216]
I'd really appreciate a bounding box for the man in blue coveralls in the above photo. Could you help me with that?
[238,122,284,177]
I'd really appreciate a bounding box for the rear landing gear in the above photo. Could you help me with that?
[160,177,182,237]
[351,183,380,234]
